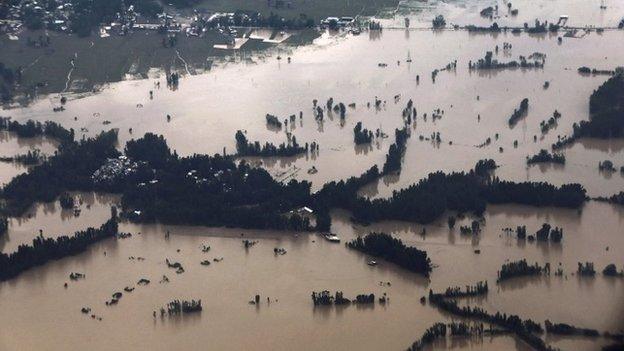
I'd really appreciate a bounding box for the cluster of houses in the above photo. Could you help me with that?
[91,156,140,186]
[1,0,73,34]
[319,16,355,29]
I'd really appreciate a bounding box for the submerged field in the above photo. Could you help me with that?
[1,0,624,350]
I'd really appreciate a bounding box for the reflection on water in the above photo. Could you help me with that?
[0,4,623,350]
[7,30,624,196]
[0,192,120,253]
[0,197,621,351]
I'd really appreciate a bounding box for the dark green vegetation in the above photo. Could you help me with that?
[545,320,599,337]
[497,259,548,282]
[0,216,7,236]
[353,122,373,145]
[577,262,596,276]
[554,73,624,149]
[0,218,118,281]
[0,149,46,166]
[382,127,410,174]
[119,133,312,230]
[0,118,74,143]
[602,264,624,277]
[427,288,554,351]
[0,62,21,101]
[540,110,562,134]
[474,159,497,177]
[313,156,585,231]
[508,98,530,127]
[235,130,308,157]
[310,291,377,306]
[599,192,624,205]
[583,72,624,137]
[407,323,447,350]
[346,232,432,277]
[1,128,118,215]
[578,66,616,76]
[469,52,543,71]
[441,281,488,298]
[162,299,203,315]
[1,120,587,237]
[527,149,565,165]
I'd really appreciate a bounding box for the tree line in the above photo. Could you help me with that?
[0,218,118,281]
[553,72,624,149]
[346,232,432,277]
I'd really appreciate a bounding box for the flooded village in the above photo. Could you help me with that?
[1,0,624,350]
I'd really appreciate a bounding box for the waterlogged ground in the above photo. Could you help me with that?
[0,195,621,351]
[1,1,624,350]
[7,29,624,196]
[392,0,624,28]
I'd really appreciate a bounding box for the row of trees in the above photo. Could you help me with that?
[527,149,565,165]
[428,289,554,351]
[382,127,410,174]
[353,122,374,144]
[508,98,530,126]
[497,259,548,282]
[553,72,624,148]
[0,118,75,144]
[234,130,309,157]
[346,232,432,277]
[310,158,586,231]
[0,218,118,281]
[1,128,119,215]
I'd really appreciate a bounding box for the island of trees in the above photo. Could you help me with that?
[540,110,562,134]
[497,259,549,282]
[527,149,566,165]
[0,117,75,143]
[353,122,374,144]
[235,130,314,157]
[0,218,118,281]
[469,52,543,71]
[310,291,379,306]
[508,98,530,126]
[553,71,624,149]
[346,232,432,277]
[382,127,410,174]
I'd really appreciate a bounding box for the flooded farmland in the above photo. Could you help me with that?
[1,0,623,350]
[8,30,624,196]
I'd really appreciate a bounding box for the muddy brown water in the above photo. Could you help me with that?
[0,194,621,351]
[6,30,624,197]
[1,2,623,349]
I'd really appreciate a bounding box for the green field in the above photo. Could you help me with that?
[0,28,317,101]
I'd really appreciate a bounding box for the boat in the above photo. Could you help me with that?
[323,233,341,242]
[368,260,377,266]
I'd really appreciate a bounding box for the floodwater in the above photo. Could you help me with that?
[1,1,623,350]
[0,131,58,186]
[0,192,120,253]
[6,29,624,197]
[393,0,624,29]
[0,196,621,351]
